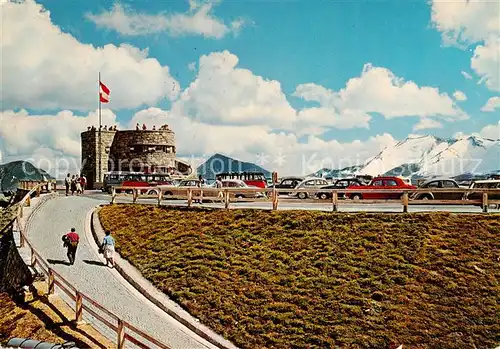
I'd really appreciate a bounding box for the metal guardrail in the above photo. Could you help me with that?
[12,181,170,349]
[111,186,500,213]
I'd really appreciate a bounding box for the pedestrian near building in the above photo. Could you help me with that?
[70,175,77,195]
[64,173,71,196]
[62,228,79,265]
[215,176,224,201]
[101,230,115,268]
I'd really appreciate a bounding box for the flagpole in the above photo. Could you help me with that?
[98,72,102,185]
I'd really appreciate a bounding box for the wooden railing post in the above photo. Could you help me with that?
[117,319,125,349]
[36,186,41,197]
[482,193,488,213]
[48,268,55,295]
[332,191,338,212]
[200,187,204,204]
[75,291,83,323]
[187,189,192,207]
[19,205,23,218]
[30,247,36,267]
[272,187,278,211]
[402,192,409,213]
[224,189,230,210]
[26,195,31,207]
[157,189,162,207]
[111,187,116,204]
[132,189,138,204]
[19,230,25,248]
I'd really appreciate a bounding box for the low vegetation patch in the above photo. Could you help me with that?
[100,205,500,349]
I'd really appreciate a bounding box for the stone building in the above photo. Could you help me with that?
[81,125,192,189]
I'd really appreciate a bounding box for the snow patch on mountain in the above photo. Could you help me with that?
[356,135,499,177]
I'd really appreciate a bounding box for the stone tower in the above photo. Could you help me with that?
[81,125,191,189]
[81,129,116,189]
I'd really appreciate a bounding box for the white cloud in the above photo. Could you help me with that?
[171,50,297,128]
[478,123,500,140]
[430,0,500,92]
[0,109,122,176]
[413,118,444,131]
[1,0,180,111]
[453,90,467,101]
[86,1,245,39]
[430,0,499,46]
[461,71,473,80]
[128,107,397,175]
[295,108,371,136]
[471,37,500,92]
[480,96,500,112]
[294,64,467,122]
[187,61,197,71]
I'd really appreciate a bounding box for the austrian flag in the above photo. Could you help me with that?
[100,81,110,103]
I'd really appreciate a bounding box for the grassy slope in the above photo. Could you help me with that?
[100,205,500,349]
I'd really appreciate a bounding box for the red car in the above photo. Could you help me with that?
[120,173,173,194]
[345,176,416,200]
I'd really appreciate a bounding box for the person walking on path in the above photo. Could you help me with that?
[63,228,80,265]
[64,173,71,196]
[76,176,82,195]
[101,230,115,268]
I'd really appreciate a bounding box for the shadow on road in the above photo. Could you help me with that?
[83,260,106,267]
[47,259,70,266]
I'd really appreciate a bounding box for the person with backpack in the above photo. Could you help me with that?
[62,228,80,265]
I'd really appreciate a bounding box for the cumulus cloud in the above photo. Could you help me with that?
[453,90,467,101]
[0,109,122,176]
[430,0,500,92]
[171,51,297,128]
[478,123,500,140]
[294,64,467,123]
[86,1,245,39]
[413,118,444,131]
[471,37,500,92]
[1,0,180,111]
[480,96,500,112]
[129,107,397,175]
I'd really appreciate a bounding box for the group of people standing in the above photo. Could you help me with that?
[64,173,87,196]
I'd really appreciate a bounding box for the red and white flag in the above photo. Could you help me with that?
[100,81,110,103]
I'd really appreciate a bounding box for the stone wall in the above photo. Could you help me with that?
[81,127,193,188]
[81,130,116,189]
[109,130,177,173]
[0,223,33,292]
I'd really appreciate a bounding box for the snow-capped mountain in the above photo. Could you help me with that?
[357,135,500,177]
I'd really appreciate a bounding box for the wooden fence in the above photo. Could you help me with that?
[13,181,170,349]
[111,186,500,213]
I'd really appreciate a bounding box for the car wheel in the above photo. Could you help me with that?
[148,189,158,195]
[298,192,307,200]
[420,194,432,200]
[351,194,362,200]
[319,193,329,200]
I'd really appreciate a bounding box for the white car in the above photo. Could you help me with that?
[221,179,265,199]
[293,177,329,199]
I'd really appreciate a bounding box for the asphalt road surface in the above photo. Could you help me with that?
[81,191,494,213]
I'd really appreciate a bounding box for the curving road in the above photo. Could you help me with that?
[24,195,220,349]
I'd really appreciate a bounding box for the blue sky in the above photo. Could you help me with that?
[1,0,499,175]
[34,0,497,141]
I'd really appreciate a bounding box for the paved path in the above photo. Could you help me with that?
[24,195,219,349]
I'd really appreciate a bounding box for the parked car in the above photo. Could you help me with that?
[221,179,265,199]
[463,180,500,209]
[345,176,416,200]
[411,178,467,201]
[271,177,304,195]
[294,178,329,199]
[315,178,364,200]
